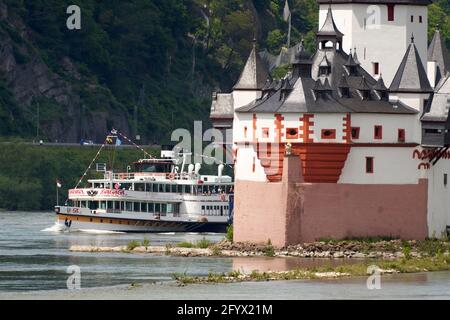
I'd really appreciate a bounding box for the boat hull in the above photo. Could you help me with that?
[56,213,228,233]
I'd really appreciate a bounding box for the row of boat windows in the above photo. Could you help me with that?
[70,200,180,214]
[201,205,229,217]
[91,183,234,195]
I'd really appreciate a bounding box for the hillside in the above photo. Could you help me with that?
[0,0,448,144]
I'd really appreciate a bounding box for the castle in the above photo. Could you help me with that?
[210,0,450,246]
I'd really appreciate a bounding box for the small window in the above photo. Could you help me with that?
[244,126,248,139]
[252,157,256,173]
[373,62,379,75]
[351,127,360,139]
[398,129,405,142]
[286,128,298,139]
[387,4,395,21]
[419,16,423,23]
[444,174,448,187]
[262,127,269,138]
[410,15,414,23]
[321,129,336,139]
[374,126,383,140]
[366,157,374,174]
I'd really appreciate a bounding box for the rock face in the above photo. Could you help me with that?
[0,3,130,142]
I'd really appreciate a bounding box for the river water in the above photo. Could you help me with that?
[0,211,449,299]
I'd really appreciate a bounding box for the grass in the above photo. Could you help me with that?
[264,239,275,257]
[172,254,450,285]
[176,238,213,249]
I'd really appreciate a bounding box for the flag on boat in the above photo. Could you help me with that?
[56,179,62,188]
[106,136,114,144]
[115,138,122,146]
[283,0,291,21]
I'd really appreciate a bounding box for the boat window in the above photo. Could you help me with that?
[148,203,154,213]
[152,184,158,192]
[171,184,177,193]
[145,184,152,192]
[155,203,161,213]
[167,204,173,214]
[107,201,113,209]
[177,185,183,193]
[158,184,164,193]
[126,202,133,211]
[141,203,147,212]
[88,201,98,210]
[134,202,140,212]
[135,184,145,192]
[120,201,125,211]
[100,201,106,210]
[161,204,167,216]
[122,183,131,190]
[114,201,120,211]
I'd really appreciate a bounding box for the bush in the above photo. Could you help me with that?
[264,239,275,257]
[196,237,212,249]
[127,240,141,251]
[226,224,233,242]
[142,238,150,249]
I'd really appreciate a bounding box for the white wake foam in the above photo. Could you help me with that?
[41,222,67,233]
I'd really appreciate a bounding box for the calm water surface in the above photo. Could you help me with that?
[1,211,449,299]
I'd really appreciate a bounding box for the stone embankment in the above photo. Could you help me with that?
[70,239,450,259]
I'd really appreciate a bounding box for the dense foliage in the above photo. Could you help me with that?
[0,144,158,211]
[0,0,446,144]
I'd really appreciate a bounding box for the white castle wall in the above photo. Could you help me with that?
[232,90,261,110]
[351,113,421,143]
[426,160,450,238]
[319,4,428,87]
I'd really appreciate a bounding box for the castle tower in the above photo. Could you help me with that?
[389,35,433,112]
[317,0,431,86]
[427,28,450,88]
[232,40,269,110]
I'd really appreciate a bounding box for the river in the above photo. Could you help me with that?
[0,211,449,299]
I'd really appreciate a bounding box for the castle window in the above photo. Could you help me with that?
[410,15,414,23]
[387,4,395,21]
[252,157,256,173]
[398,129,405,142]
[444,174,448,187]
[244,126,248,139]
[366,157,374,174]
[262,127,269,138]
[286,128,299,139]
[319,66,331,76]
[373,62,379,75]
[351,127,360,139]
[340,87,350,98]
[419,16,423,23]
[374,126,383,140]
[321,129,336,140]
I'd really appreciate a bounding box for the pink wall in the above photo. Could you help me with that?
[234,156,428,247]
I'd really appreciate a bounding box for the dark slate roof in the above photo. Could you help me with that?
[234,43,269,90]
[317,7,344,37]
[428,29,450,85]
[422,74,450,122]
[259,42,305,72]
[373,75,388,91]
[317,0,431,5]
[389,37,433,93]
[236,45,417,115]
[210,93,234,119]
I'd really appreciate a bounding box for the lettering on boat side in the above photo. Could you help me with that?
[177,304,273,318]
[68,189,126,197]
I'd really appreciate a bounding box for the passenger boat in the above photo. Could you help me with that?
[55,137,234,233]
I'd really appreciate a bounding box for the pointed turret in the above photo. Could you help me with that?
[428,28,450,85]
[389,35,433,93]
[233,40,269,90]
[316,7,344,51]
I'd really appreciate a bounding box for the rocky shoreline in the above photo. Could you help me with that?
[70,239,450,259]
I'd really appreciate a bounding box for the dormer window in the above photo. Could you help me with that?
[340,87,350,98]
[360,90,371,100]
[319,66,331,76]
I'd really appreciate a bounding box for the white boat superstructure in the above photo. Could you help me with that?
[56,146,234,233]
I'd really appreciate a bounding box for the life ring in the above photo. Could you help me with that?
[168,173,175,180]
[220,194,226,201]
